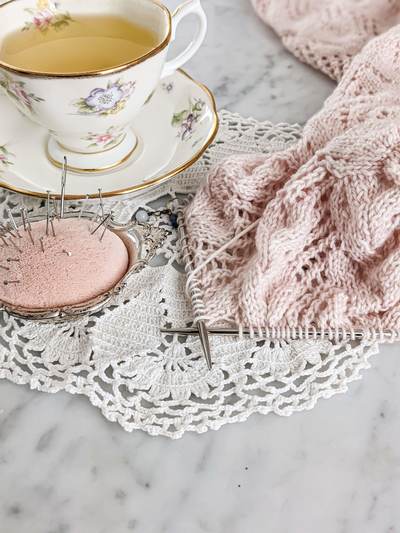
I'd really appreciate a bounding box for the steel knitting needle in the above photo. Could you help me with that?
[197,320,212,370]
[7,209,21,238]
[160,327,398,341]
[162,321,213,369]
[60,156,67,218]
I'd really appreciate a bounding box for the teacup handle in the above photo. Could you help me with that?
[161,0,207,78]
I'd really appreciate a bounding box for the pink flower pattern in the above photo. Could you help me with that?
[83,127,126,150]
[0,73,44,115]
[0,145,14,174]
[23,1,72,33]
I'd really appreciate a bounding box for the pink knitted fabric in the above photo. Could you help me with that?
[251,0,400,81]
[185,24,400,334]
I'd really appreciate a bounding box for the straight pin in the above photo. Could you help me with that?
[79,194,89,219]
[20,207,27,231]
[6,224,17,239]
[25,209,32,231]
[89,206,102,232]
[46,190,50,236]
[98,188,104,217]
[60,156,67,218]
[0,235,9,247]
[7,209,21,238]
[4,280,20,285]
[100,215,110,241]
[22,208,34,244]
[6,258,20,262]
[9,237,22,253]
[0,265,9,271]
[91,206,101,226]
[52,196,60,220]
[27,227,34,245]
[0,223,16,239]
[91,213,111,236]
[50,216,56,237]
[39,237,45,253]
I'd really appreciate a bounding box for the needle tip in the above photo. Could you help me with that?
[198,320,212,370]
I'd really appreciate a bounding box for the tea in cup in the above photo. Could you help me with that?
[0,0,207,172]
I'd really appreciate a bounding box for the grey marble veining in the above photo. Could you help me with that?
[177,0,334,125]
[1,1,400,533]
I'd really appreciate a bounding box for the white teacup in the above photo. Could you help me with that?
[0,0,207,173]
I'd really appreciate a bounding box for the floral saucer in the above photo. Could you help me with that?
[0,70,218,199]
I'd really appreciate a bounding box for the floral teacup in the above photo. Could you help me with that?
[0,0,207,173]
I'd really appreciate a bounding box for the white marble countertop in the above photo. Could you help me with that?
[1,1,400,532]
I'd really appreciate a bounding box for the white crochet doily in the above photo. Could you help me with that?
[0,110,378,439]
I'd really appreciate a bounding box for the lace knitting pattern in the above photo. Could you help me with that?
[251,0,400,81]
[185,27,400,338]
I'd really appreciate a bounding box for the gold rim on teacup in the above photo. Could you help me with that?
[0,0,172,78]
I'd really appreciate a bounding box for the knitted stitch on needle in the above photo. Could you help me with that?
[184,24,400,334]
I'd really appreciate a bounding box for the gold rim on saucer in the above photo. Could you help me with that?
[0,0,172,79]
[0,69,219,200]
[48,135,140,173]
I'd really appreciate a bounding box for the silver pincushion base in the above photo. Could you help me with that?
[0,211,168,322]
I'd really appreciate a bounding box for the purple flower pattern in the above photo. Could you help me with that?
[73,79,136,116]
[172,99,205,141]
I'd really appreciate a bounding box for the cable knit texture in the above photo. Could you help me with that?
[185,20,400,333]
[251,0,400,81]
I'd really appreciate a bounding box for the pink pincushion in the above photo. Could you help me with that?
[0,218,129,309]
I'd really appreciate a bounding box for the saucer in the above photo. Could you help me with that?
[0,70,218,199]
